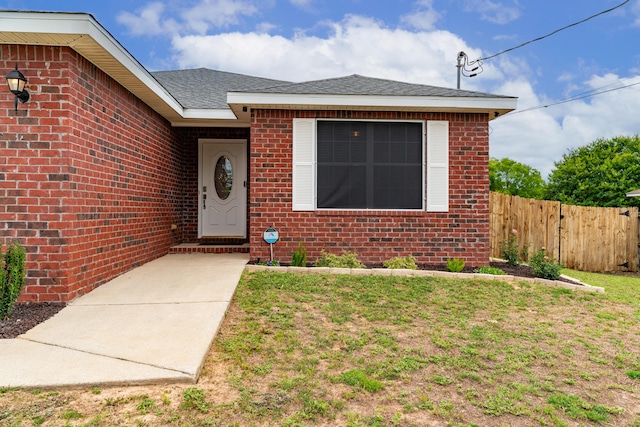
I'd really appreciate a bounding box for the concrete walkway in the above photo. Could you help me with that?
[0,253,249,389]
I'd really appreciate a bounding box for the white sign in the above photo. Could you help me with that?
[263,226,279,244]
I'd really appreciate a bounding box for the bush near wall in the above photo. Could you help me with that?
[0,241,26,319]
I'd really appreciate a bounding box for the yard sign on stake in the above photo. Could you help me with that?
[263,226,279,262]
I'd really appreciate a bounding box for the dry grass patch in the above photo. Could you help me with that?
[0,271,639,426]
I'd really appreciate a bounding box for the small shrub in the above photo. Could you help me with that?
[446,258,465,273]
[501,229,529,266]
[291,242,307,267]
[315,251,365,269]
[474,266,506,275]
[257,259,280,267]
[529,248,562,280]
[0,240,27,320]
[383,255,417,270]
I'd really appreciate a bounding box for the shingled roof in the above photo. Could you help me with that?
[244,74,508,98]
[152,68,291,109]
[152,69,514,110]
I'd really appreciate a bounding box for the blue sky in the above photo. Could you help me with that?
[3,0,640,178]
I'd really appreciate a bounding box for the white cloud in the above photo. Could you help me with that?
[489,80,568,177]
[171,14,482,87]
[180,0,259,34]
[117,2,179,36]
[289,0,315,11]
[117,0,259,37]
[632,0,640,26]
[401,0,442,31]
[462,0,521,24]
[492,33,518,41]
[255,21,278,33]
[491,73,640,178]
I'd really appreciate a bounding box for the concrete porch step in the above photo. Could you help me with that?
[169,243,250,254]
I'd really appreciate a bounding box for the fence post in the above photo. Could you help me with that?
[558,204,563,266]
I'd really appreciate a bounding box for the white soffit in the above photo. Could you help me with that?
[228,92,518,118]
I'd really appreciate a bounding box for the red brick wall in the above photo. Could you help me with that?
[249,110,491,267]
[1,45,183,301]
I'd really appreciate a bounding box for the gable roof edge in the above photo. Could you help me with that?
[0,11,190,123]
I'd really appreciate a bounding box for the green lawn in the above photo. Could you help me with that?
[562,268,640,307]
[1,270,639,426]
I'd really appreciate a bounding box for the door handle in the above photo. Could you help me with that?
[203,193,206,210]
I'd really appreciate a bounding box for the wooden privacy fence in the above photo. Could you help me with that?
[490,192,639,272]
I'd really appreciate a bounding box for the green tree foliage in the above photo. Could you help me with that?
[489,158,546,199]
[545,136,640,207]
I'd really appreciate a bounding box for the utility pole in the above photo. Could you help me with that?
[456,51,479,89]
[456,51,464,89]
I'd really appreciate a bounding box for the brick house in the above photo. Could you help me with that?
[0,11,517,302]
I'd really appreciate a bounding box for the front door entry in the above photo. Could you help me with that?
[199,140,247,237]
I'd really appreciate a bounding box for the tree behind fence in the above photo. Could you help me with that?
[490,192,639,272]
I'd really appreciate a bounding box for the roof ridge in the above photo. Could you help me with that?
[228,73,511,98]
[151,67,291,83]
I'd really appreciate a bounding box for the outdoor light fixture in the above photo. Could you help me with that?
[5,64,29,111]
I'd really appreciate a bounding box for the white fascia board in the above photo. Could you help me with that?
[182,109,238,120]
[227,91,517,112]
[0,12,184,115]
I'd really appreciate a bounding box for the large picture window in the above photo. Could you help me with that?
[291,118,448,212]
[316,121,423,209]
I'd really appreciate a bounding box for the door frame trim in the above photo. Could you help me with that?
[198,138,248,238]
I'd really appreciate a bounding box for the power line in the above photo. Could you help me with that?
[457,1,633,89]
[478,0,631,62]
[506,78,640,115]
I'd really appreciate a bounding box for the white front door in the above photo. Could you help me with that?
[199,140,247,237]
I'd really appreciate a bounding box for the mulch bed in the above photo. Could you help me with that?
[0,303,66,339]
[0,261,574,340]
[429,260,540,278]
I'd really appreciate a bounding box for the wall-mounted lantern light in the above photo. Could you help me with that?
[5,64,30,111]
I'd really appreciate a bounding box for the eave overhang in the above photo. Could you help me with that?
[0,11,241,127]
[227,92,518,120]
[0,11,201,124]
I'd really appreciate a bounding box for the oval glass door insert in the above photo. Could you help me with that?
[214,156,233,200]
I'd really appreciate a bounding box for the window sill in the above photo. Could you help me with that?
[315,209,428,217]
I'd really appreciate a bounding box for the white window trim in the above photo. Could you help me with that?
[292,118,449,212]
